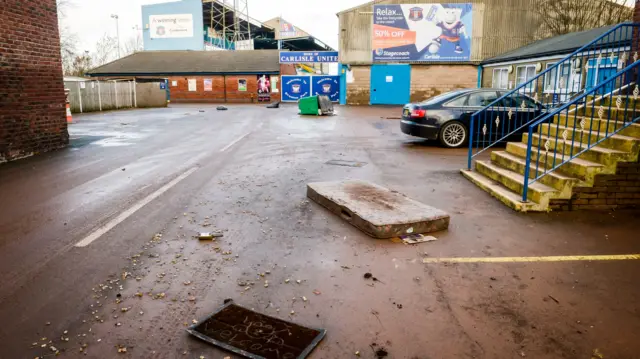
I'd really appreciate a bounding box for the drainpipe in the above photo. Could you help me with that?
[133,78,137,108]
[477,65,483,88]
[77,82,83,113]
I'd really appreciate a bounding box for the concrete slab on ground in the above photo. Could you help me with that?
[307,180,450,238]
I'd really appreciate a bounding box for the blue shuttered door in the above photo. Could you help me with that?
[370,64,411,105]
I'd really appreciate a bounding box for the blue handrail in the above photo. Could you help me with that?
[521,59,640,201]
[467,23,638,170]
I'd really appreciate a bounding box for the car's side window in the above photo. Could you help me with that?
[500,93,537,109]
[467,92,498,107]
[445,95,468,107]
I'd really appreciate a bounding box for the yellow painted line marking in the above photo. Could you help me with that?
[423,254,640,263]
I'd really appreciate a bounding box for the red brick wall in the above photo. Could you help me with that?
[168,74,282,103]
[549,159,640,211]
[0,0,68,162]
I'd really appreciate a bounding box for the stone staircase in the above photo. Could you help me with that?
[462,96,640,211]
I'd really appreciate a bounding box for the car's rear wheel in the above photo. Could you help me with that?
[439,121,468,148]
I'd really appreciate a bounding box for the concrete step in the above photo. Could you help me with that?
[555,114,640,138]
[580,105,640,122]
[586,95,640,109]
[523,132,630,169]
[506,142,605,182]
[538,123,640,153]
[491,151,579,196]
[460,169,545,212]
[475,160,560,204]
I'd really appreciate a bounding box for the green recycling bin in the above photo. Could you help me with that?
[298,95,320,115]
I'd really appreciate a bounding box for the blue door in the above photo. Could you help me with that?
[586,57,618,95]
[370,64,411,105]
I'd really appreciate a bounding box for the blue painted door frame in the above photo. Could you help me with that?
[586,57,618,94]
[339,63,347,105]
[370,64,411,105]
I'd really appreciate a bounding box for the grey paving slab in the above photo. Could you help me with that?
[307,180,450,239]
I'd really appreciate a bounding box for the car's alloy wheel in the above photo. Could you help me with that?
[440,122,467,148]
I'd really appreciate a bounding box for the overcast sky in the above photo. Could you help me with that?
[60,0,366,53]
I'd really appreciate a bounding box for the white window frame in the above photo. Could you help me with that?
[543,62,574,93]
[491,67,509,90]
[515,65,537,93]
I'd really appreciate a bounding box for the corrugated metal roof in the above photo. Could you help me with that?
[86,50,281,76]
[482,23,630,65]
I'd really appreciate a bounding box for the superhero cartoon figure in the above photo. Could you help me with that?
[432,10,467,54]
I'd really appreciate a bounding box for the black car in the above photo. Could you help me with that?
[400,88,544,148]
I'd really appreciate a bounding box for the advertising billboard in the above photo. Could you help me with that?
[150,14,194,39]
[257,75,271,102]
[282,76,311,102]
[373,4,473,62]
[312,76,340,102]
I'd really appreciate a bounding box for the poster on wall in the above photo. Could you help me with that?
[282,76,311,102]
[257,75,271,102]
[238,79,247,92]
[204,79,213,92]
[150,14,194,39]
[312,76,340,102]
[372,3,473,62]
[188,79,197,92]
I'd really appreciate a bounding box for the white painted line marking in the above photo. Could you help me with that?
[220,132,250,152]
[75,167,199,248]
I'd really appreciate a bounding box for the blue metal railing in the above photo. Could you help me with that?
[468,23,639,170]
[521,60,640,201]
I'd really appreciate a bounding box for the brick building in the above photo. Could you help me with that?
[0,0,68,162]
[86,50,295,103]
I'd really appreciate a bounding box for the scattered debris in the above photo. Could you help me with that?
[118,347,127,353]
[296,280,302,284]
[490,277,497,281]
[266,101,280,109]
[355,351,360,356]
[398,234,438,244]
[364,273,373,279]
[548,295,560,304]
[198,232,223,240]
[313,290,321,295]
[341,265,351,269]
[216,106,228,111]
[302,296,308,302]
[199,110,205,112]
[375,348,389,358]
[592,348,604,359]
[371,310,383,326]
[285,279,290,283]
[223,298,233,304]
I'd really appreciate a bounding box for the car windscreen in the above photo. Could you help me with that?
[420,91,467,106]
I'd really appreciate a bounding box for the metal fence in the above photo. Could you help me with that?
[64,80,166,113]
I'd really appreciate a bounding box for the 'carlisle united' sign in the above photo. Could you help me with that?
[279,51,339,63]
